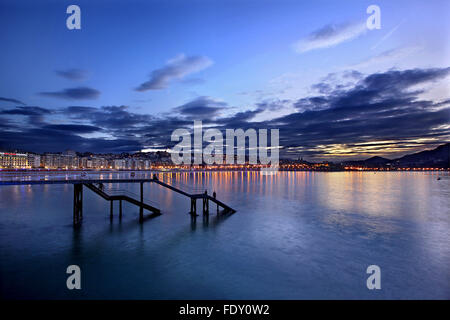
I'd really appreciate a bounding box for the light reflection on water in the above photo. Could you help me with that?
[0,171,449,299]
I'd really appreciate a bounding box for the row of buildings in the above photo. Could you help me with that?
[0,150,156,170]
[0,151,328,171]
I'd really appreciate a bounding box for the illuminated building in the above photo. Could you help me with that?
[27,153,41,168]
[0,152,28,168]
[42,153,79,169]
[113,159,126,170]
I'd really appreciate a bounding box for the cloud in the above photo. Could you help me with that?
[42,124,102,134]
[39,87,100,100]
[135,54,213,91]
[0,106,51,116]
[0,117,17,130]
[173,96,227,119]
[63,105,154,129]
[270,67,450,159]
[65,106,98,114]
[0,96,26,105]
[294,22,366,53]
[309,71,363,97]
[0,129,142,153]
[0,106,52,127]
[55,68,88,81]
[360,67,450,93]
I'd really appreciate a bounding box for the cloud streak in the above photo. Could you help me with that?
[39,87,100,100]
[135,54,213,91]
[42,124,102,133]
[0,96,26,105]
[55,68,88,81]
[0,106,51,116]
[173,96,227,119]
[294,22,366,53]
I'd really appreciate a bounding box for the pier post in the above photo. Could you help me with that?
[79,184,83,219]
[119,200,122,219]
[202,190,209,216]
[190,198,197,216]
[73,183,83,227]
[110,200,113,219]
[213,191,218,214]
[73,186,77,226]
[139,182,144,223]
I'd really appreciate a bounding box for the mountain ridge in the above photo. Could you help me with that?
[344,143,449,168]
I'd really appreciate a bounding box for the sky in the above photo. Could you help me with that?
[0,0,449,161]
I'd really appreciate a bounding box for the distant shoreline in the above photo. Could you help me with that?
[0,168,448,174]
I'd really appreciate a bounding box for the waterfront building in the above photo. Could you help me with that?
[113,159,126,170]
[43,153,61,169]
[91,157,107,169]
[27,153,41,168]
[0,152,28,168]
[42,153,79,169]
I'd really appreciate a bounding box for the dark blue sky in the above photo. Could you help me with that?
[0,0,449,160]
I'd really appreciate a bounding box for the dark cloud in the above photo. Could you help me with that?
[135,54,213,91]
[0,106,51,127]
[361,67,450,92]
[88,106,154,129]
[0,106,51,116]
[55,69,88,81]
[64,106,98,114]
[266,67,450,159]
[42,124,102,134]
[311,82,333,94]
[0,96,26,105]
[0,117,16,130]
[173,96,226,119]
[0,105,146,152]
[39,87,100,100]
[0,129,142,153]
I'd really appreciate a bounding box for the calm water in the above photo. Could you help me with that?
[0,171,449,299]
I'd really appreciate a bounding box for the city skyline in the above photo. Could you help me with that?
[1,142,448,170]
[0,0,449,161]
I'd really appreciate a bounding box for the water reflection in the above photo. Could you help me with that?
[0,171,449,299]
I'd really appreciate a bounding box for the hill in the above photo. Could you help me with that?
[393,143,449,167]
[343,143,449,168]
